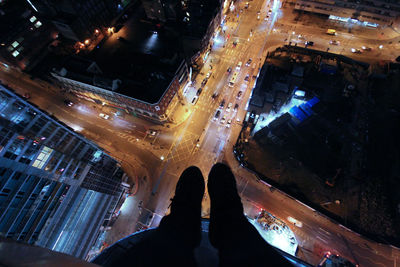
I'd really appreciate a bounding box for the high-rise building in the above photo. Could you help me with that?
[0,0,56,70]
[0,84,127,258]
[31,0,121,41]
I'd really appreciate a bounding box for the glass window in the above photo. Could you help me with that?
[4,136,28,160]
[0,127,13,147]
[19,141,40,164]
[44,150,62,172]
[32,146,53,169]
[1,101,25,122]
[41,123,56,140]
[27,116,47,136]
[58,133,72,152]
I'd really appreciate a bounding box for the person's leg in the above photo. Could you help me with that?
[208,163,292,266]
[113,166,205,267]
[158,166,205,249]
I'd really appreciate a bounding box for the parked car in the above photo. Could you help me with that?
[196,88,202,96]
[227,67,232,73]
[226,119,232,128]
[351,48,362,53]
[201,78,208,87]
[305,41,314,46]
[236,91,243,99]
[244,74,250,82]
[361,46,372,51]
[206,71,212,79]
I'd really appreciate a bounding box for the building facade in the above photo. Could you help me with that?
[32,0,121,41]
[0,0,56,70]
[51,60,189,123]
[294,0,400,26]
[0,84,126,258]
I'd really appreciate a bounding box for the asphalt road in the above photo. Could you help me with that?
[1,0,400,266]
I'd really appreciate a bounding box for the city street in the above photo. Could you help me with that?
[1,0,400,265]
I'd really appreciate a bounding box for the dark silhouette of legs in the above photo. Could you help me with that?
[113,166,204,267]
[208,163,292,266]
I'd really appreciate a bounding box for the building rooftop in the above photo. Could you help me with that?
[57,19,185,104]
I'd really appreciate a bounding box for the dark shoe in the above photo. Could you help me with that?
[159,166,205,249]
[208,163,243,248]
[170,166,205,216]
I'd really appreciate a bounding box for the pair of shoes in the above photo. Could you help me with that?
[169,163,243,249]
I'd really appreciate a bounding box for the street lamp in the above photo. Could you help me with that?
[160,156,165,161]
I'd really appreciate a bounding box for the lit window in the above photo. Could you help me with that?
[11,41,19,48]
[12,51,19,57]
[30,16,37,23]
[34,21,42,28]
[32,146,53,169]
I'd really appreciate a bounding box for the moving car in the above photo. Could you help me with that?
[236,61,242,70]
[236,91,243,99]
[326,29,336,35]
[220,115,226,124]
[201,78,208,87]
[351,48,362,53]
[206,71,212,79]
[226,119,232,128]
[213,110,221,121]
[227,67,232,73]
[64,99,74,107]
[329,40,340,45]
[147,129,157,136]
[246,58,252,66]
[244,74,250,82]
[99,113,110,120]
[211,92,218,99]
[361,46,372,51]
[191,96,198,104]
[226,102,233,113]
[305,41,314,46]
[219,99,226,108]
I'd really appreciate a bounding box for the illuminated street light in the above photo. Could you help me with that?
[160,156,165,161]
[95,29,99,34]
[84,39,90,45]
[378,45,383,49]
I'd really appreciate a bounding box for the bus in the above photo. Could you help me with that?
[229,71,239,87]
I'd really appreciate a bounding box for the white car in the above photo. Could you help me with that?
[99,113,110,120]
[220,115,226,125]
[287,216,303,227]
[226,102,233,113]
[147,129,157,136]
[206,71,212,79]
